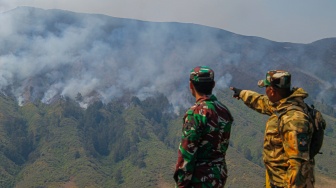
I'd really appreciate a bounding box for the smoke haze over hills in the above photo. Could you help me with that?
[0,7,336,111]
[0,7,336,188]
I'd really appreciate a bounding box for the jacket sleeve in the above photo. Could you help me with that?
[240,90,273,115]
[281,111,311,187]
[173,110,204,187]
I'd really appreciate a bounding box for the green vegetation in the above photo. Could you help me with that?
[0,90,335,187]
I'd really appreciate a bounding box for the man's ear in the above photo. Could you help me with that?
[189,81,195,93]
[189,81,193,89]
[189,81,197,97]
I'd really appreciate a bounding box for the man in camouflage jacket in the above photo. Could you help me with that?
[174,66,234,188]
[231,70,314,188]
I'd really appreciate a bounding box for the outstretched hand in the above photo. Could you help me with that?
[230,87,242,100]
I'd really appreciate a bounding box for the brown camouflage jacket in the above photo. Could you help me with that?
[240,88,314,188]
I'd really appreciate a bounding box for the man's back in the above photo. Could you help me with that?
[188,95,233,161]
[174,65,233,188]
[175,94,233,187]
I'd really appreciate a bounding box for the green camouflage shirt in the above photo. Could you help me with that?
[174,94,233,188]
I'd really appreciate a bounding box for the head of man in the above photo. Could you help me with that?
[189,66,215,97]
[258,70,292,103]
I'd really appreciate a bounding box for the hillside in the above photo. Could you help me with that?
[0,90,336,187]
[0,6,335,188]
[0,7,336,111]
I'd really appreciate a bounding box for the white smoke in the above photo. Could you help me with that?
[1,7,335,111]
[216,73,232,90]
[0,7,234,110]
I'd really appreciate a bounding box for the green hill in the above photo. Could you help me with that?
[0,90,335,187]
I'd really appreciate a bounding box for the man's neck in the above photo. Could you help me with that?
[195,92,210,102]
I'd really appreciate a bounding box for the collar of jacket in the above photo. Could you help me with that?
[195,94,216,104]
[271,87,309,113]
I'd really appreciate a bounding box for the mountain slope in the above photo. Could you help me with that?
[0,7,335,110]
[0,89,335,187]
[0,6,335,188]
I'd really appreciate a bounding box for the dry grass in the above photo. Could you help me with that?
[315,174,336,188]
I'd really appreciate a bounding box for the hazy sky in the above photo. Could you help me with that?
[0,0,335,43]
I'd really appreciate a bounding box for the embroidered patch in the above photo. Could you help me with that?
[297,133,309,152]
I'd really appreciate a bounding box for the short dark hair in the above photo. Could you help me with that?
[191,80,215,95]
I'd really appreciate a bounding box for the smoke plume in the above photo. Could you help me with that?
[1,7,335,111]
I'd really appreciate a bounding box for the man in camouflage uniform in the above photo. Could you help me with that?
[174,66,233,188]
[231,70,314,188]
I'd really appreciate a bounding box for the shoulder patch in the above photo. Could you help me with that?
[297,133,309,152]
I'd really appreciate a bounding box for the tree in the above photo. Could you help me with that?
[114,169,124,184]
[75,92,83,102]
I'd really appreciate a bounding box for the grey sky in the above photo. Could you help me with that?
[0,0,336,43]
